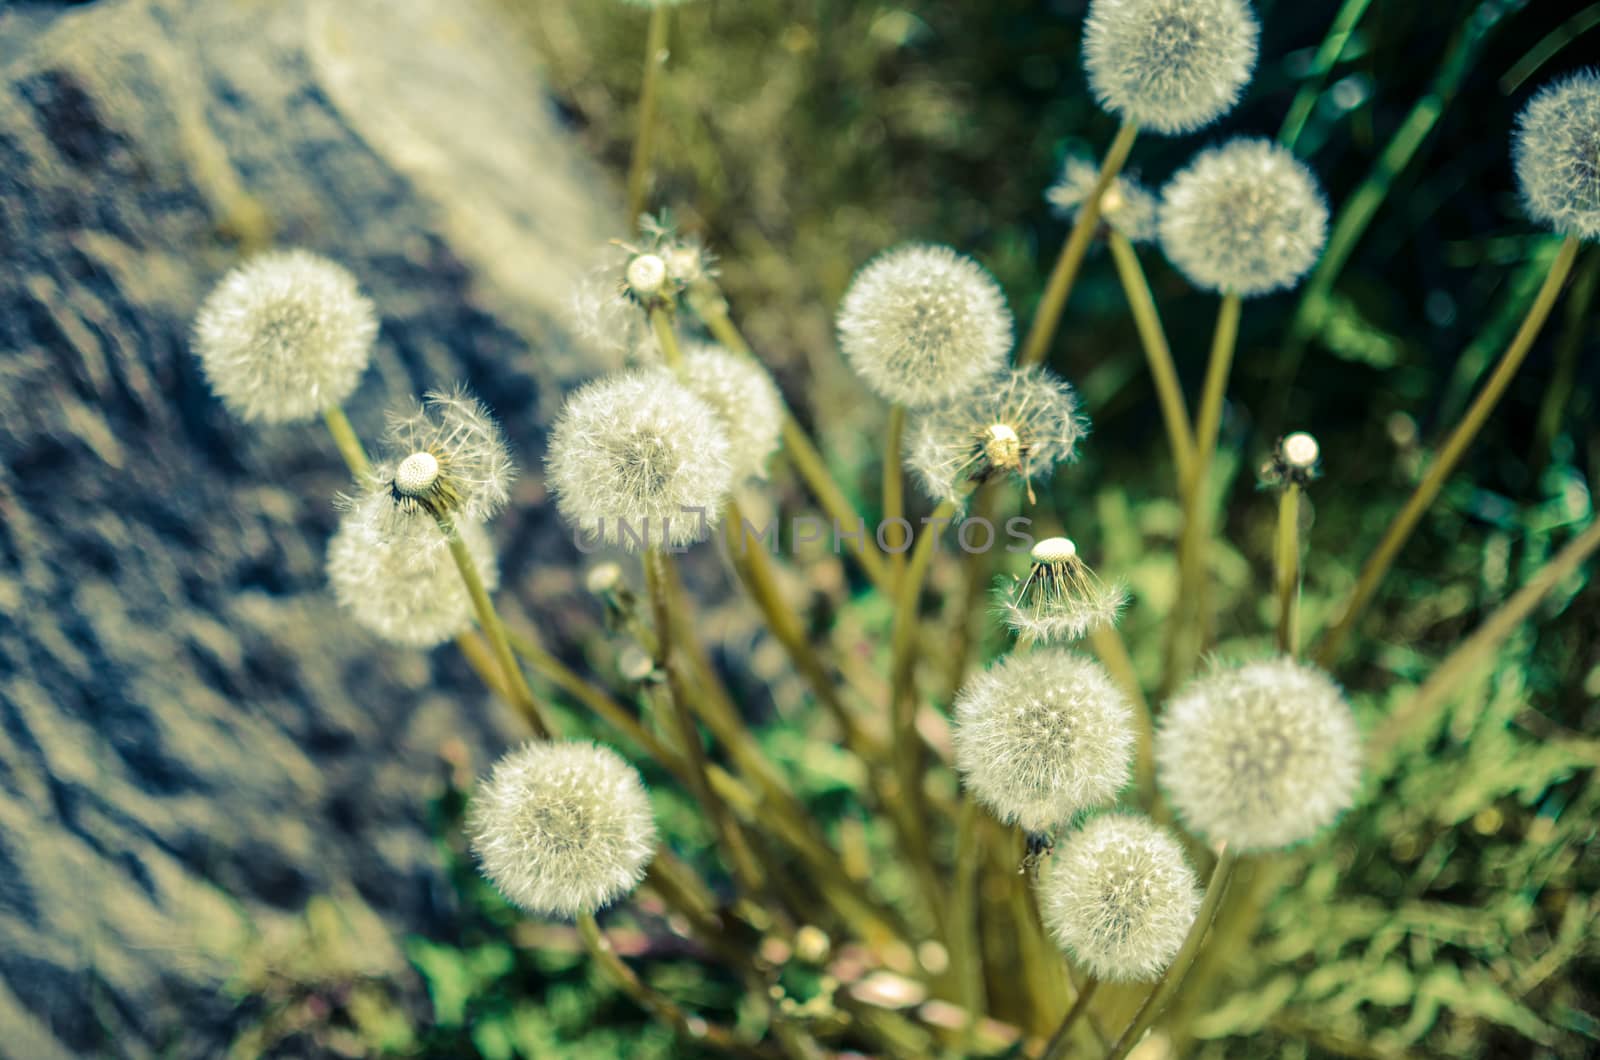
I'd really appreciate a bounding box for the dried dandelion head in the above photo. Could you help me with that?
[468,741,657,919]
[906,367,1086,507]
[326,510,496,647]
[1514,70,1600,239]
[836,244,1013,408]
[953,648,1135,831]
[1261,430,1322,488]
[1037,814,1201,982]
[545,370,733,550]
[680,342,784,482]
[997,537,1128,643]
[1159,138,1329,297]
[1083,0,1259,135]
[1047,156,1160,243]
[1156,657,1362,851]
[192,249,378,423]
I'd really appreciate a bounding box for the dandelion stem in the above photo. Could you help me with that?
[950,797,986,1045]
[1087,623,1155,809]
[1277,0,1375,151]
[1314,235,1580,668]
[884,404,908,583]
[1040,977,1100,1060]
[1104,847,1238,1060]
[1273,485,1302,656]
[1107,232,1195,490]
[1019,121,1140,368]
[505,628,675,764]
[321,404,370,479]
[625,3,669,230]
[650,305,686,369]
[439,515,554,739]
[1370,517,1600,770]
[1004,825,1068,1030]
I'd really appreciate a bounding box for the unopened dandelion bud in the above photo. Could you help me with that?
[617,644,657,683]
[953,648,1135,831]
[836,244,1013,408]
[468,741,657,918]
[680,342,785,482]
[1159,138,1328,297]
[997,536,1127,642]
[1037,814,1201,982]
[907,367,1086,507]
[1156,657,1361,850]
[1047,156,1160,242]
[1514,70,1600,239]
[326,510,497,647]
[586,562,625,595]
[192,249,378,423]
[1083,0,1259,135]
[546,370,734,551]
[1282,431,1319,470]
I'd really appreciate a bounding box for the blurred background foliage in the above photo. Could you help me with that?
[234,0,1600,1055]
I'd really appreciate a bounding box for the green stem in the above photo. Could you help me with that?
[1107,231,1195,491]
[650,305,685,369]
[1087,623,1155,809]
[1040,978,1100,1060]
[321,404,370,479]
[1104,847,1238,1060]
[505,629,674,764]
[1274,485,1302,657]
[884,404,907,583]
[1314,236,1579,668]
[950,797,986,1045]
[1019,122,1140,368]
[440,516,554,739]
[1277,0,1375,150]
[625,3,669,229]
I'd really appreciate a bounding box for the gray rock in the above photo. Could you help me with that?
[0,0,619,1053]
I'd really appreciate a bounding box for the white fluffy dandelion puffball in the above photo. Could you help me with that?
[546,370,734,550]
[1514,70,1600,240]
[1038,814,1201,981]
[953,649,1135,832]
[327,511,496,647]
[1083,0,1259,135]
[192,249,378,423]
[1047,157,1161,243]
[907,366,1085,507]
[1159,138,1329,297]
[680,342,785,482]
[836,244,1013,408]
[468,741,657,919]
[1156,657,1362,851]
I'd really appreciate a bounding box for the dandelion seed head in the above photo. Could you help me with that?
[546,370,733,550]
[953,649,1135,831]
[395,452,441,496]
[1047,157,1160,242]
[680,342,785,482]
[192,249,378,423]
[468,741,657,919]
[1037,814,1201,982]
[997,537,1127,643]
[327,512,496,647]
[1156,657,1362,850]
[1282,431,1320,470]
[837,244,1013,408]
[586,562,624,595]
[1514,70,1600,239]
[1159,138,1328,297]
[626,253,670,301]
[907,367,1086,507]
[1083,0,1259,134]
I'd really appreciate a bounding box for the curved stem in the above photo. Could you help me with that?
[1104,847,1238,1060]
[624,4,669,229]
[1107,232,1194,490]
[1315,235,1579,667]
[650,304,685,369]
[1274,485,1303,656]
[321,404,370,479]
[1040,978,1100,1060]
[1018,122,1140,368]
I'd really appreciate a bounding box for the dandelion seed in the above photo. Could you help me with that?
[836,244,1013,408]
[906,367,1086,507]
[1156,657,1361,851]
[1047,156,1160,243]
[953,648,1135,831]
[468,741,657,919]
[679,342,785,482]
[997,536,1128,643]
[192,249,378,423]
[1037,814,1201,982]
[545,370,734,551]
[1083,0,1259,135]
[1513,70,1600,240]
[326,511,496,647]
[1158,138,1328,297]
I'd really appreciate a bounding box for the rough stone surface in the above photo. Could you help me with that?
[0,0,619,1053]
